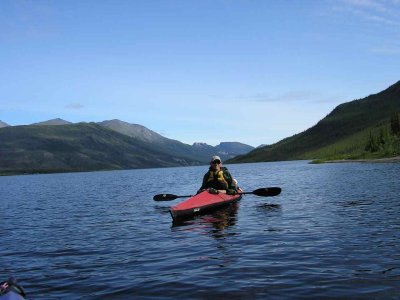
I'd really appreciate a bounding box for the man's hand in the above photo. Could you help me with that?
[226,189,236,195]
[208,188,219,194]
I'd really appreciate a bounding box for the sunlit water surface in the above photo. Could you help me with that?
[1,161,399,299]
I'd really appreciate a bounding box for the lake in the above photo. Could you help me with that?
[1,160,399,299]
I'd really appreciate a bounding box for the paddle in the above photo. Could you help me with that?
[237,187,281,197]
[153,194,194,201]
[153,187,281,201]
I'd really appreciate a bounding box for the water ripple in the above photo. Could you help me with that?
[1,162,400,299]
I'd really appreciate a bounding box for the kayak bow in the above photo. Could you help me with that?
[170,189,242,220]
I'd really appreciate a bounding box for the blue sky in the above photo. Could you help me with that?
[1,0,399,147]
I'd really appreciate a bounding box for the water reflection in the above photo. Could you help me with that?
[171,203,239,238]
[338,199,374,207]
[256,203,281,210]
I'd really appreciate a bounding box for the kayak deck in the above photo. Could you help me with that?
[170,189,242,220]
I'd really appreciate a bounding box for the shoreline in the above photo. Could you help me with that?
[325,156,400,163]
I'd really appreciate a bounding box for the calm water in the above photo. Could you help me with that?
[1,161,399,299]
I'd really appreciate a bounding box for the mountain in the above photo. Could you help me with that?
[0,123,199,175]
[98,119,214,162]
[0,120,10,128]
[98,119,254,163]
[214,142,255,159]
[229,80,400,163]
[32,118,72,126]
[1,118,254,162]
[0,119,255,175]
[98,119,165,143]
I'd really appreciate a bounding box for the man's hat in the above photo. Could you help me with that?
[211,155,221,163]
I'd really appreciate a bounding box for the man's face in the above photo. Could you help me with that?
[211,159,221,171]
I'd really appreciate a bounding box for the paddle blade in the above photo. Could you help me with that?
[252,187,281,197]
[153,194,178,201]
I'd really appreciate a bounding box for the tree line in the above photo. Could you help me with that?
[365,112,400,154]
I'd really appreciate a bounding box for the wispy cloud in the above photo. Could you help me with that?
[338,0,400,26]
[65,103,84,110]
[342,0,390,12]
[329,0,400,55]
[237,90,340,104]
[0,0,57,40]
[371,46,400,54]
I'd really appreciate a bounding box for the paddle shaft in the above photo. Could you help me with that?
[153,187,281,201]
[238,187,281,197]
[153,194,193,201]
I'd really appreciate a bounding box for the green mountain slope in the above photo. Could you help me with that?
[99,119,211,162]
[32,118,72,126]
[229,80,400,163]
[98,119,166,143]
[0,123,199,175]
[98,119,254,163]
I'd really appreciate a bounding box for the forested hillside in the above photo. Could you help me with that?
[229,81,400,163]
[0,123,198,175]
[0,120,254,175]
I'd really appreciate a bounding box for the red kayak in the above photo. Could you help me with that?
[170,189,242,220]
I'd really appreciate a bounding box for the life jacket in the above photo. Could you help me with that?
[206,169,229,190]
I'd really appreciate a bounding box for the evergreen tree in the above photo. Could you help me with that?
[378,128,386,146]
[365,131,378,152]
[391,112,400,136]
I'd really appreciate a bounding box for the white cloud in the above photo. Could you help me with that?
[65,103,84,110]
[338,0,400,25]
[0,0,57,41]
[330,0,400,55]
[371,46,400,54]
[342,0,389,12]
[235,90,343,104]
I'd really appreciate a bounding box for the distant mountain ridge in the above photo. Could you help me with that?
[0,120,10,128]
[32,118,72,126]
[0,123,200,175]
[215,142,254,155]
[98,119,165,143]
[229,80,400,163]
[97,119,254,162]
[0,119,254,175]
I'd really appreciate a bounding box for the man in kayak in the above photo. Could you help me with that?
[198,155,238,195]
